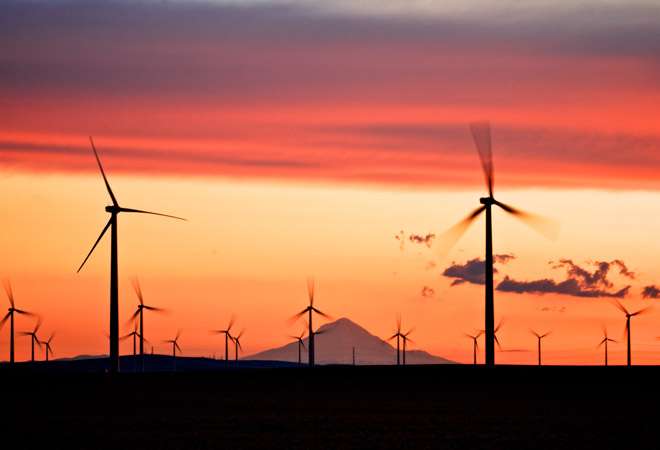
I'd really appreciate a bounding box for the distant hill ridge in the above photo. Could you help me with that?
[245,317,454,365]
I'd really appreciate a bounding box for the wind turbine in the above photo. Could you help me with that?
[440,122,557,366]
[614,300,650,367]
[387,315,404,366]
[530,329,551,366]
[289,329,307,366]
[212,316,235,363]
[598,327,617,366]
[1,281,36,364]
[465,330,483,365]
[164,330,182,371]
[76,137,185,374]
[290,278,331,367]
[41,333,55,362]
[120,323,142,357]
[20,318,42,362]
[129,278,165,370]
[232,329,245,362]
[401,328,414,366]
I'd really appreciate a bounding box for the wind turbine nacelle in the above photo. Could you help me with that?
[105,205,120,213]
[479,197,494,205]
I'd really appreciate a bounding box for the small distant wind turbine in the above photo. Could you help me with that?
[76,137,185,374]
[464,330,483,365]
[120,323,142,357]
[530,329,551,366]
[164,330,182,371]
[388,315,404,366]
[212,316,235,363]
[439,122,557,366]
[401,328,414,366]
[129,278,165,370]
[290,278,331,367]
[1,281,36,364]
[598,327,617,366]
[232,329,245,362]
[614,300,650,367]
[20,319,42,362]
[289,329,307,366]
[41,333,55,362]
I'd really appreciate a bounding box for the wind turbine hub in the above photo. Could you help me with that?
[105,205,120,213]
[479,197,494,205]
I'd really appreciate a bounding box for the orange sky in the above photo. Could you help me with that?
[2,0,660,364]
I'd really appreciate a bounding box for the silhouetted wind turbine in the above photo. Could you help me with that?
[232,329,245,362]
[598,327,617,366]
[164,330,182,371]
[129,278,165,370]
[1,281,36,364]
[20,318,42,362]
[212,316,235,363]
[614,300,650,367]
[530,329,551,366]
[388,315,404,366]
[439,122,557,366]
[289,329,307,365]
[120,323,142,357]
[401,328,414,366]
[290,278,331,367]
[465,330,483,365]
[41,333,55,362]
[76,137,185,374]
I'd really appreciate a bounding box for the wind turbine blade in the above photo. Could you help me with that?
[14,308,35,316]
[176,330,181,340]
[541,331,552,339]
[469,121,494,196]
[175,342,182,353]
[287,309,308,324]
[77,218,112,273]
[597,338,606,348]
[396,314,401,333]
[494,335,502,350]
[131,278,143,305]
[530,329,540,338]
[495,319,504,333]
[307,277,315,307]
[34,319,42,333]
[493,201,559,240]
[89,137,118,207]
[227,315,235,331]
[631,306,652,317]
[388,334,398,341]
[142,305,166,312]
[126,309,140,325]
[613,300,629,315]
[436,206,486,256]
[0,312,11,329]
[118,207,186,221]
[3,280,14,307]
[312,307,331,320]
[35,338,42,349]
[300,340,306,350]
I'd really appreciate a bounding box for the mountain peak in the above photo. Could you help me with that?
[246,317,454,365]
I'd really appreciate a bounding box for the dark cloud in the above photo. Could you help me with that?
[496,259,633,298]
[408,233,435,248]
[421,286,435,298]
[443,254,515,286]
[642,285,660,299]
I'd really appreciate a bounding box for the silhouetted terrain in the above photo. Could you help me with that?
[4,362,658,449]
[247,317,454,364]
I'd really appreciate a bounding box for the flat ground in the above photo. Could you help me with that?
[4,361,657,449]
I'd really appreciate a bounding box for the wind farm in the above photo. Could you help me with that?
[3,0,660,448]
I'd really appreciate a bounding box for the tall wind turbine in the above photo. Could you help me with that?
[598,327,617,366]
[129,278,165,369]
[387,316,404,366]
[440,123,557,366]
[1,281,36,364]
[614,300,650,367]
[465,330,483,365]
[232,329,245,362]
[76,137,185,374]
[164,330,182,371]
[212,316,235,363]
[530,329,551,366]
[290,278,331,367]
[289,329,307,365]
[401,328,414,366]
[20,319,42,362]
[41,333,55,362]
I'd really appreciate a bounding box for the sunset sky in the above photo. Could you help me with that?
[2,0,660,365]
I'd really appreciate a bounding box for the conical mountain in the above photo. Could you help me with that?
[245,317,454,365]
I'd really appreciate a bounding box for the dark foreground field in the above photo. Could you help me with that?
[4,359,658,449]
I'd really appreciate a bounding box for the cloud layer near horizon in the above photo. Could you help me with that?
[2,1,660,188]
